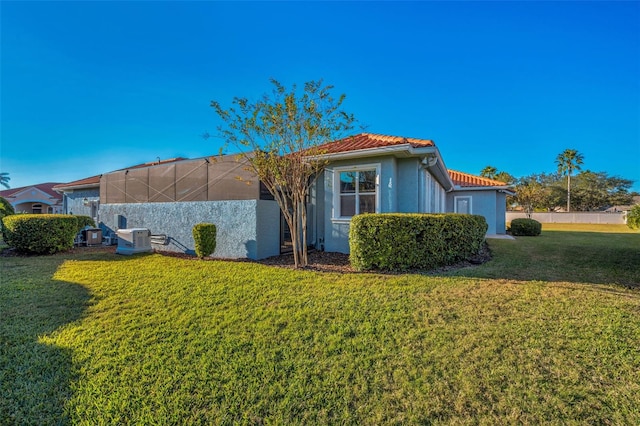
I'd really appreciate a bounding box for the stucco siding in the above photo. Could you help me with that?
[64,189,100,217]
[397,158,421,213]
[448,190,502,234]
[99,200,280,259]
[322,156,396,253]
[255,200,282,259]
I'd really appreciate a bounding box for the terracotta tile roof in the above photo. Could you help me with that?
[0,182,64,200]
[448,170,508,187]
[53,175,101,191]
[312,133,435,154]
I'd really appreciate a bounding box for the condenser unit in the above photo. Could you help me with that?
[116,228,152,255]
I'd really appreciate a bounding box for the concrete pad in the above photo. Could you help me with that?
[486,234,516,240]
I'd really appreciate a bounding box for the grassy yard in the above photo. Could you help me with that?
[1,225,639,424]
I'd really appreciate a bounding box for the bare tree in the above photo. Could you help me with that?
[210,79,355,268]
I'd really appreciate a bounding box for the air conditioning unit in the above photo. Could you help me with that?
[116,228,152,255]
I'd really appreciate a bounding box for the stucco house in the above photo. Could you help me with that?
[74,132,512,259]
[0,183,64,214]
[308,133,513,253]
[53,175,101,220]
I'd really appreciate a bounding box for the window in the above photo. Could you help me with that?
[333,165,379,219]
[454,196,472,214]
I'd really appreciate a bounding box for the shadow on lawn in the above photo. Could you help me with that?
[447,232,640,289]
[0,256,92,425]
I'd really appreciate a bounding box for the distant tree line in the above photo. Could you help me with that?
[480,149,637,214]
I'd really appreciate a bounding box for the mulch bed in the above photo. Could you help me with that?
[156,243,492,275]
[2,242,491,275]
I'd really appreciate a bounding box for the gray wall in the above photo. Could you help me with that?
[506,211,626,225]
[64,189,100,218]
[99,200,281,259]
[397,158,421,213]
[447,189,505,235]
[321,156,429,253]
[322,157,393,253]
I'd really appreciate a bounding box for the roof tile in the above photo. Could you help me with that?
[314,132,434,154]
[448,169,508,187]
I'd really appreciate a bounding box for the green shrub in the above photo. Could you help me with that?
[192,223,217,258]
[74,215,96,232]
[510,218,542,236]
[349,213,488,271]
[1,214,77,254]
[0,196,15,226]
[627,205,640,230]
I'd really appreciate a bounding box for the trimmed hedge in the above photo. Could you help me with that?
[75,215,97,232]
[349,213,488,271]
[192,223,217,258]
[1,214,78,254]
[510,218,542,236]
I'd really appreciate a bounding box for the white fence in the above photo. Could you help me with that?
[506,212,626,225]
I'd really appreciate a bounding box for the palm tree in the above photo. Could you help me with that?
[0,172,10,190]
[555,149,584,212]
[480,166,498,180]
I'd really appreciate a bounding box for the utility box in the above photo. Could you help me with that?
[83,229,103,247]
[116,228,152,255]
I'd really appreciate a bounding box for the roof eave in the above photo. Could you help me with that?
[305,144,437,161]
[422,148,455,192]
[53,183,100,193]
[454,185,516,195]
[305,144,455,191]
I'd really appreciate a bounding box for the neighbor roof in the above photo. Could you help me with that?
[448,170,508,187]
[0,183,63,199]
[314,132,435,154]
[53,175,101,191]
[52,158,188,192]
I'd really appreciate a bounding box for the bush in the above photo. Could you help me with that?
[192,223,217,258]
[0,196,15,226]
[349,213,488,271]
[627,205,640,230]
[510,218,542,236]
[1,214,77,254]
[74,215,96,232]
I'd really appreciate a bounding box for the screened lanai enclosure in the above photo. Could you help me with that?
[98,155,283,260]
[100,155,274,203]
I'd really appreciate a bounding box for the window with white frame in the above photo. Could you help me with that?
[454,196,472,214]
[333,165,379,218]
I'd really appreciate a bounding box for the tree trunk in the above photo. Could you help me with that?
[301,201,308,266]
[290,210,300,268]
[567,174,571,212]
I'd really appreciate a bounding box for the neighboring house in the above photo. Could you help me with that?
[604,195,640,213]
[56,133,514,259]
[0,183,64,214]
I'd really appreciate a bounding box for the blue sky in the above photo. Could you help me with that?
[2,1,639,192]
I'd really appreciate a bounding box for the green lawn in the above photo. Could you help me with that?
[1,226,639,425]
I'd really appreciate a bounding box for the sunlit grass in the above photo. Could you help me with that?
[541,223,638,233]
[1,225,639,424]
[452,224,640,286]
